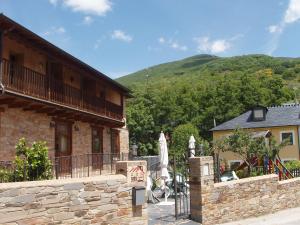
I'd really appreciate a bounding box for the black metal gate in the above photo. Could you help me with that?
[173,154,190,219]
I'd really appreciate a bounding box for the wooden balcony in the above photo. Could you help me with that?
[0,59,123,121]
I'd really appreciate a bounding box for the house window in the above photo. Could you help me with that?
[252,106,267,121]
[280,131,294,145]
[253,109,264,120]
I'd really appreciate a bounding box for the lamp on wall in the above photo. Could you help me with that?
[49,121,55,128]
[74,124,79,132]
[131,143,138,157]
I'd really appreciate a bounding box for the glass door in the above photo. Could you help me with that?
[55,121,72,176]
[92,127,103,169]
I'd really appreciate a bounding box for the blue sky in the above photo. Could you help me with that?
[1,0,300,78]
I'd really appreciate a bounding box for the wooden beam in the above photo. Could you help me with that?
[8,101,30,108]
[47,110,68,116]
[23,104,44,111]
[0,98,15,105]
[36,107,56,114]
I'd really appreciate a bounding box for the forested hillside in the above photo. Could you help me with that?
[117,54,300,156]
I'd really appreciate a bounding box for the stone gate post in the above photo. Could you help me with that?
[189,156,214,223]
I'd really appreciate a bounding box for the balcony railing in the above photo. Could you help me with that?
[0,59,123,121]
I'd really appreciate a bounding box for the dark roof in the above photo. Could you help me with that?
[211,104,300,131]
[0,13,131,96]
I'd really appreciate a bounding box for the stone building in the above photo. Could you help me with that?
[0,14,130,176]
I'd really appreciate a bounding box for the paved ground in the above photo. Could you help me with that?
[220,207,300,225]
[148,201,300,225]
[148,199,198,225]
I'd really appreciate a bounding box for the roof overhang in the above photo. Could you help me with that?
[0,13,131,97]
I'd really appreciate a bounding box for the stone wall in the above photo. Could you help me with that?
[119,128,129,154]
[0,174,147,225]
[189,156,300,225]
[0,106,54,160]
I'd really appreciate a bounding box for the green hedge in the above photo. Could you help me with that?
[284,160,300,171]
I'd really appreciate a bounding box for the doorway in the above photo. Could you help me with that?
[55,121,72,176]
[91,127,103,170]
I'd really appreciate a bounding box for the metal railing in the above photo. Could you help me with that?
[52,153,130,179]
[0,153,130,183]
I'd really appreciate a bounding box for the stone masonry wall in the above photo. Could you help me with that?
[189,157,300,225]
[0,174,148,225]
[119,128,129,154]
[0,106,54,160]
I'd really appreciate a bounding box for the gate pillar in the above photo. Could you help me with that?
[189,156,214,223]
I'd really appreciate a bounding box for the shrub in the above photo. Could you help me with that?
[236,169,248,179]
[0,168,13,182]
[12,138,53,181]
[284,160,300,171]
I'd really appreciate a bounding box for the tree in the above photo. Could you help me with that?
[222,129,266,174]
[263,137,288,161]
[171,123,209,158]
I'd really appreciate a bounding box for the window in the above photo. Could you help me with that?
[280,131,294,145]
[253,109,264,120]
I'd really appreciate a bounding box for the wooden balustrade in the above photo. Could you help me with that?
[0,59,123,120]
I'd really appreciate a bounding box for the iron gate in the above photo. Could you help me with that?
[173,154,190,219]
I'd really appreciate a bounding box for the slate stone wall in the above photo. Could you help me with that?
[0,175,147,225]
[189,157,300,225]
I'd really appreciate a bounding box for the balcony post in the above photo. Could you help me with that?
[0,29,4,93]
[0,29,3,60]
[80,74,83,109]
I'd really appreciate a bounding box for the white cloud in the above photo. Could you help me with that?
[158,37,165,44]
[170,41,187,51]
[43,26,66,36]
[94,39,101,49]
[267,0,300,54]
[268,25,283,34]
[284,0,300,23]
[83,16,93,25]
[194,37,231,54]
[158,37,187,51]
[111,30,133,43]
[49,0,112,16]
[49,0,58,5]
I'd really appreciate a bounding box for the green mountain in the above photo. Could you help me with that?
[117,54,300,155]
[117,54,300,90]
